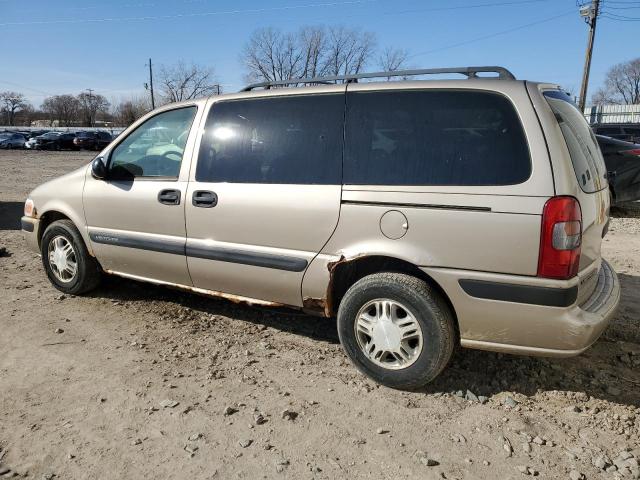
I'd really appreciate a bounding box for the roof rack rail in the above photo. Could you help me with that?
[240,66,515,92]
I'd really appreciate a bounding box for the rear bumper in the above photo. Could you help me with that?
[423,259,620,357]
[22,216,40,254]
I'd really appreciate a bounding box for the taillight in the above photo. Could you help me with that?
[625,148,640,156]
[538,196,582,280]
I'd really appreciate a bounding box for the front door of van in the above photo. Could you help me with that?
[184,92,345,306]
[84,105,201,285]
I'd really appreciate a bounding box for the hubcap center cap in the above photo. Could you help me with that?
[53,249,68,271]
[372,317,402,351]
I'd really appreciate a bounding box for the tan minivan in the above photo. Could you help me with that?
[22,67,620,389]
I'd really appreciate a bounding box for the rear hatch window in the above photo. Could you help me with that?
[544,90,607,193]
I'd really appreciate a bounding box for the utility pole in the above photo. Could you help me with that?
[147,58,156,110]
[86,88,95,127]
[578,0,600,112]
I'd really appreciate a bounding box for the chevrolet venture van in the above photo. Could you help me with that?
[22,67,620,389]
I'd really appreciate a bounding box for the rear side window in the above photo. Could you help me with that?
[544,90,606,193]
[196,94,344,184]
[344,90,531,186]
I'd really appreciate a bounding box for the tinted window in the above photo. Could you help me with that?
[196,94,344,184]
[544,90,606,193]
[110,106,196,179]
[344,90,531,186]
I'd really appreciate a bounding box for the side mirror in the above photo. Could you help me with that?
[91,156,108,180]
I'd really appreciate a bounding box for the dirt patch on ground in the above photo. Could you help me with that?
[1,150,639,479]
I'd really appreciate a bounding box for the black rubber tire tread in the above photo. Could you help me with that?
[337,272,456,390]
[41,219,101,295]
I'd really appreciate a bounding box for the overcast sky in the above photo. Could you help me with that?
[0,0,636,107]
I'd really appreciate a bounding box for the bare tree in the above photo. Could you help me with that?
[378,46,409,80]
[299,26,328,78]
[243,26,377,84]
[591,57,640,105]
[243,28,304,83]
[111,95,151,127]
[324,26,376,78]
[14,103,35,126]
[42,94,81,127]
[0,91,30,126]
[158,61,219,103]
[77,92,110,127]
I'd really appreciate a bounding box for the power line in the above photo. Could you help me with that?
[0,0,560,28]
[384,0,556,17]
[601,0,640,4]
[408,9,574,59]
[600,10,640,18]
[0,0,377,27]
[0,80,53,96]
[601,3,640,9]
[601,12,640,18]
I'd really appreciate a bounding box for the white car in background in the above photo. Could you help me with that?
[25,136,39,149]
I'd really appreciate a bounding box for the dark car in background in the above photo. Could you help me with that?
[0,132,26,149]
[34,132,77,150]
[596,134,640,205]
[592,124,640,144]
[73,130,112,150]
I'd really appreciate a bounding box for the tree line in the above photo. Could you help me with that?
[2,25,638,128]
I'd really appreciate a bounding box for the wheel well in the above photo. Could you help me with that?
[38,211,71,247]
[328,255,459,332]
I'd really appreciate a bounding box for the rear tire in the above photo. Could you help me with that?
[41,219,101,295]
[337,272,456,390]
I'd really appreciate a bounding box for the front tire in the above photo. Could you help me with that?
[41,219,101,295]
[337,272,456,390]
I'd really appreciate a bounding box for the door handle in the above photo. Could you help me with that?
[158,189,181,205]
[192,190,218,208]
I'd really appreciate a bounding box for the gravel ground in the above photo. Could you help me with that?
[0,150,639,480]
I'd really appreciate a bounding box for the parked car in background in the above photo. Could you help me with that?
[25,130,50,149]
[0,132,26,149]
[596,134,640,205]
[73,131,112,150]
[592,124,640,144]
[25,136,39,149]
[32,132,61,149]
[35,132,77,150]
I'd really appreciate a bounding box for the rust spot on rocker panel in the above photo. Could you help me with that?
[302,296,329,317]
[303,255,355,318]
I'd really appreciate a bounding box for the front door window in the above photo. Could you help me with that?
[109,106,197,179]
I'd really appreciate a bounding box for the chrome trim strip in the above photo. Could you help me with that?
[341,200,491,212]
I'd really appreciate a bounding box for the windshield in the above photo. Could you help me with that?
[544,90,607,193]
[0,133,10,139]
